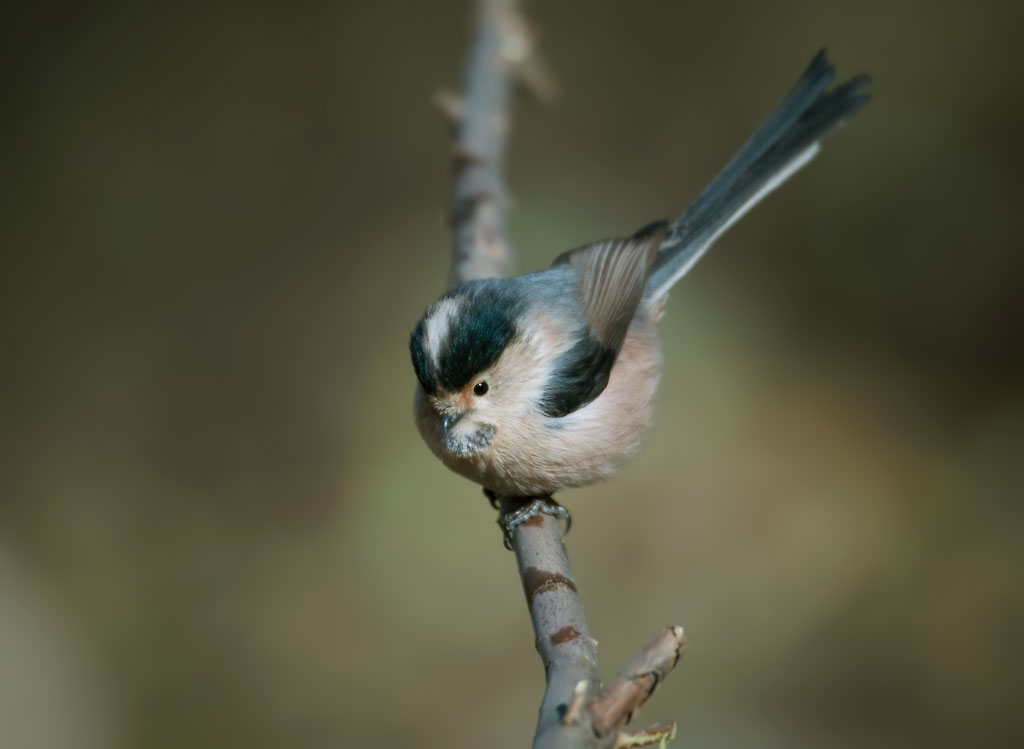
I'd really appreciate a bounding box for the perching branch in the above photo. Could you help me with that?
[493,496,684,749]
[498,498,600,748]
[441,2,684,747]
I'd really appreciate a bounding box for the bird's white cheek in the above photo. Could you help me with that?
[444,417,496,457]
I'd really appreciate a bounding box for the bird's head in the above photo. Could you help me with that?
[409,282,535,458]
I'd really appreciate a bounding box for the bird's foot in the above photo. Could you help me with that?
[487,492,571,550]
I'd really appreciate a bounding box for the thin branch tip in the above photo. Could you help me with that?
[586,626,688,737]
[499,9,557,102]
[614,721,678,749]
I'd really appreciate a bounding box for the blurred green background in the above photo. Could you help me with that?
[2,1,1022,747]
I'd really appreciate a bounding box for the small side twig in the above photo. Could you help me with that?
[587,627,687,737]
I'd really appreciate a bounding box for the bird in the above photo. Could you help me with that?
[409,51,870,538]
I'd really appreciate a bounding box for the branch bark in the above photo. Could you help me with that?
[443,3,685,747]
[445,0,519,286]
[498,498,600,748]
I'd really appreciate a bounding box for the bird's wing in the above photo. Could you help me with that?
[540,221,666,418]
[552,220,667,352]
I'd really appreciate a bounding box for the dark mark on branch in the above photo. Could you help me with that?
[450,146,487,173]
[522,566,577,606]
[521,512,545,528]
[550,625,581,645]
[449,191,495,227]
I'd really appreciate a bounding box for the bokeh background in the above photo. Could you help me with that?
[2,1,1022,747]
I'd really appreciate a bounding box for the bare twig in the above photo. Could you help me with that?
[444,3,684,747]
[588,627,687,737]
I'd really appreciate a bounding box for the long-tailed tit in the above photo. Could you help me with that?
[410,51,870,535]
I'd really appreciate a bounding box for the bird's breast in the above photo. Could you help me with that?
[477,317,663,496]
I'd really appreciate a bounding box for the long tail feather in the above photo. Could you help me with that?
[645,51,871,302]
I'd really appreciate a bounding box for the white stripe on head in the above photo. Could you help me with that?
[424,297,462,367]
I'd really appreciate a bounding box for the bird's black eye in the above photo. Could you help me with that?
[473,381,489,396]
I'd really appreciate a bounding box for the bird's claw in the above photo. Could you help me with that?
[496,496,572,550]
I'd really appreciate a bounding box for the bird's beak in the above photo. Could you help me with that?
[441,411,463,433]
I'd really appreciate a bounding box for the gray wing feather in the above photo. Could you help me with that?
[553,222,667,351]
